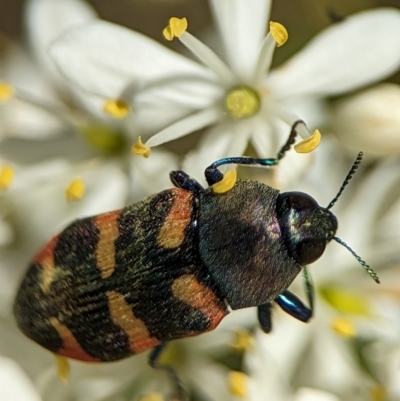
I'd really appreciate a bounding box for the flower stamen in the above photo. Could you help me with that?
[54,354,70,383]
[146,107,221,148]
[331,317,357,337]
[269,22,288,47]
[0,165,15,190]
[295,129,321,153]
[252,33,277,85]
[0,81,14,102]
[103,99,130,118]
[65,179,85,202]
[132,136,151,158]
[225,86,261,119]
[163,17,188,41]
[231,330,254,352]
[164,18,237,86]
[228,371,248,397]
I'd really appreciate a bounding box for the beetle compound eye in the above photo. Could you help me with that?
[295,240,326,265]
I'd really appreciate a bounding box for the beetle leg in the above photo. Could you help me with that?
[303,266,314,317]
[275,290,312,323]
[149,343,187,401]
[170,171,203,193]
[257,303,273,333]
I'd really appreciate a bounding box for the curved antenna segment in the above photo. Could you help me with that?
[327,152,363,210]
[333,236,380,284]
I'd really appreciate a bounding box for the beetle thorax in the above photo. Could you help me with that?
[198,180,302,310]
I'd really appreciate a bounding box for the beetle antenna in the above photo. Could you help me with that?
[333,236,380,284]
[204,120,303,186]
[327,152,363,209]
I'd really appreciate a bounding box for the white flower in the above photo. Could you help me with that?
[332,83,400,155]
[50,3,400,179]
[0,357,42,401]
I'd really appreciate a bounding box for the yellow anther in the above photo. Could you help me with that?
[294,129,321,153]
[228,371,248,398]
[320,286,371,316]
[163,26,174,41]
[65,179,85,202]
[139,393,165,401]
[225,86,261,119]
[54,354,70,383]
[269,21,288,47]
[0,81,14,101]
[132,136,151,158]
[0,165,15,190]
[331,317,357,338]
[371,384,387,401]
[163,17,188,41]
[103,99,130,119]
[231,330,254,352]
[212,169,237,194]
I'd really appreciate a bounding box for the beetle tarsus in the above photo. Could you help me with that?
[149,343,187,401]
[257,303,273,333]
[275,290,312,323]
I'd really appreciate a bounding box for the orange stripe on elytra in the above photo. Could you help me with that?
[157,189,193,249]
[171,274,227,331]
[50,317,100,362]
[33,235,59,293]
[107,290,159,353]
[94,211,121,279]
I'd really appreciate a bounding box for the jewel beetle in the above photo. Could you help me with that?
[13,121,379,399]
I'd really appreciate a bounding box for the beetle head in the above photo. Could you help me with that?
[276,192,338,265]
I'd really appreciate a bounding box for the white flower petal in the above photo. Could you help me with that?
[209,0,272,80]
[279,96,330,131]
[182,122,237,182]
[333,84,400,155]
[225,119,253,157]
[337,157,400,256]
[130,147,179,202]
[50,21,212,98]
[0,46,66,139]
[268,8,400,98]
[255,316,312,379]
[136,77,222,110]
[26,0,97,83]
[0,217,14,247]
[275,149,314,190]
[305,324,366,395]
[294,388,340,401]
[0,357,41,401]
[250,120,274,158]
[189,360,231,401]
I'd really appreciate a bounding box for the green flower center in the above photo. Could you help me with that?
[81,125,126,156]
[224,86,261,119]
